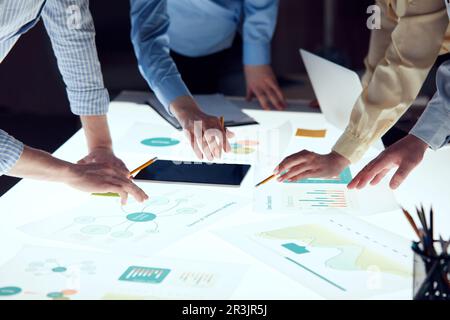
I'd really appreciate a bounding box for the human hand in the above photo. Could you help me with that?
[65,163,148,205]
[244,65,286,110]
[348,134,428,190]
[170,96,234,161]
[78,147,130,178]
[275,150,350,182]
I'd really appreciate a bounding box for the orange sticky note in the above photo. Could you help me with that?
[296,128,327,138]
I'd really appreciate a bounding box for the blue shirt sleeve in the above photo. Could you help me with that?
[242,0,279,66]
[410,60,450,150]
[41,0,110,116]
[130,0,191,112]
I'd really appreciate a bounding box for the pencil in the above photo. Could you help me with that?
[220,116,224,129]
[430,206,434,243]
[130,157,158,177]
[402,208,421,240]
[255,174,276,187]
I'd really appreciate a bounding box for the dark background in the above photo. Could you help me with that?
[0,0,429,195]
[0,0,373,115]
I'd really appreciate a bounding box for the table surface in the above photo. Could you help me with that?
[1,93,449,300]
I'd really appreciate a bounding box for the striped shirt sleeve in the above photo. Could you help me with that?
[0,129,24,175]
[41,0,109,115]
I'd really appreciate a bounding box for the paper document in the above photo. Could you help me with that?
[253,172,399,216]
[117,121,292,165]
[21,184,248,256]
[0,246,246,300]
[216,213,412,299]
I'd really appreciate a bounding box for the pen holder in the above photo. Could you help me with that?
[412,242,450,300]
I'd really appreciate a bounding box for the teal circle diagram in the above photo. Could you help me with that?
[0,286,22,296]
[52,266,67,273]
[141,137,180,147]
[126,212,157,222]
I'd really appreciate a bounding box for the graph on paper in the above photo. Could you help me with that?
[21,185,247,255]
[292,188,349,209]
[0,246,246,300]
[217,213,412,298]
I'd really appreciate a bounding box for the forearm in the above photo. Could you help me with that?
[7,146,73,182]
[242,0,278,65]
[80,115,113,152]
[130,0,190,111]
[410,62,450,149]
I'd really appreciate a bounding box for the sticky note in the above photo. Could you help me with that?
[296,128,327,138]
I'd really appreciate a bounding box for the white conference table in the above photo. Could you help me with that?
[1,95,449,300]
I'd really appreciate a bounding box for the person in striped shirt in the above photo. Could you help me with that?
[0,0,147,204]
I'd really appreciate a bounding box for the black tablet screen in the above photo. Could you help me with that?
[134,160,251,186]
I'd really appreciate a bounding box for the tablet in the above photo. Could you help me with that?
[133,160,251,186]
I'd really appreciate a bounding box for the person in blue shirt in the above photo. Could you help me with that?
[348,60,450,190]
[130,0,284,161]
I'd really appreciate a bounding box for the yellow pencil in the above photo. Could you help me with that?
[130,157,158,177]
[255,174,276,188]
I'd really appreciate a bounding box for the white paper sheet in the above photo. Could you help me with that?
[216,212,413,299]
[253,172,399,216]
[0,246,247,300]
[116,121,292,165]
[21,184,248,256]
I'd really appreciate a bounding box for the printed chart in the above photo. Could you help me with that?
[217,213,412,299]
[0,246,246,300]
[117,121,292,165]
[285,187,351,209]
[0,247,99,300]
[255,183,356,213]
[230,140,259,155]
[257,168,354,211]
[254,167,398,215]
[21,185,247,255]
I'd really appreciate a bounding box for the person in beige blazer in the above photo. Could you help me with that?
[274,0,450,184]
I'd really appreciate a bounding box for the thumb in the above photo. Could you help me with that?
[226,129,235,139]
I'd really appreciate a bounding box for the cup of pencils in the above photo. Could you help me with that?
[403,206,450,300]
